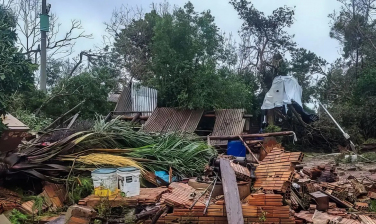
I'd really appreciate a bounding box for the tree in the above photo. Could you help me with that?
[289,48,327,104]
[150,2,224,109]
[329,0,376,79]
[308,0,376,146]
[40,67,118,119]
[0,4,37,131]
[0,0,92,90]
[230,0,296,93]
[112,9,159,84]
[7,0,92,59]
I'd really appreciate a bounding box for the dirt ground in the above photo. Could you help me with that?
[302,153,376,182]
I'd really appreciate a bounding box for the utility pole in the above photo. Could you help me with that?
[40,0,48,92]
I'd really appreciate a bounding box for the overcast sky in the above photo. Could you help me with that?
[49,0,343,63]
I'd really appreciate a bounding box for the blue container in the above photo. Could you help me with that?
[227,140,246,157]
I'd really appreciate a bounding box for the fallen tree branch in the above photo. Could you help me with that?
[136,206,161,220]
[43,100,85,131]
[151,206,169,224]
[35,85,83,116]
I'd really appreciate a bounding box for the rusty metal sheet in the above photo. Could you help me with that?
[210,109,245,146]
[142,108,204,133]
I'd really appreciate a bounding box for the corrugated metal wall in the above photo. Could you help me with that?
[131,84,158,116]
[115,83,158,116]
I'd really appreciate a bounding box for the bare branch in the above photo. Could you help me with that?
[67,51,101,78]
[8,0,92,62]
[47,20,92,51]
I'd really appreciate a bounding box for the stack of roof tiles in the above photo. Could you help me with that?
[246,193,283,206]
[161,182,206,208]
[147,181,296,224]
[230,161,251,181]
[254,148,304,192]
[149,204,295,224]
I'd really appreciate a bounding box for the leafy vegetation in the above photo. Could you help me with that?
[13,110,52,132]
[68,177,93,204]
[128,134,217,177]
[9,209,29,224]
[0,117,216,181]
[264,125,282,133]
[0,5,37,133]
[2,0,376,151]
[370,200,376,212]
[112,2,256,111]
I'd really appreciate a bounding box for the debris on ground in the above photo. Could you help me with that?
[2,113,376,223]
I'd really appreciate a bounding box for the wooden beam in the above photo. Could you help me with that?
[238,135,259,164]
[111,111,153,115]
[207,131,294,140]
[119,116,149,120]
[219,158,244,224]
[67,113,79,129]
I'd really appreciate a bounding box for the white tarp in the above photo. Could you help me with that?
[261,76,302,110]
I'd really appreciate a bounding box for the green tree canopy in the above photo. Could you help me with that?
[112,2,255,111]
[0,5,37,130]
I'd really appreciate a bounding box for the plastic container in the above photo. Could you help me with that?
[91,168,117,196]
[227,140,246,157]
[117,167,141,197]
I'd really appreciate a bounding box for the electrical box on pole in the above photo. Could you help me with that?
[40,14,50,32]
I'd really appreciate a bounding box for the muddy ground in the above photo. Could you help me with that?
[302,153,376,182]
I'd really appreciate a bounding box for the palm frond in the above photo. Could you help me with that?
[62,153,144,171]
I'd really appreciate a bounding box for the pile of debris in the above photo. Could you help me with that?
[292,160,376,224]
[8,144,373,224]
[66,145,300,223]
[2,113,376,224]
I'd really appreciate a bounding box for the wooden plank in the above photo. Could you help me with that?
[359,215,376,224]
[239,135,259,164]
[219,158,244,224]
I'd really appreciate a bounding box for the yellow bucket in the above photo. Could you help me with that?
[94,187,120,197]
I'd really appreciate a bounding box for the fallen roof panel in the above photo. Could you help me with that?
[142,107,204,133]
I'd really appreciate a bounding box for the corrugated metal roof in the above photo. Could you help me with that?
[142,107,203,133]
[210,109,245,145]
[114,85,132,112]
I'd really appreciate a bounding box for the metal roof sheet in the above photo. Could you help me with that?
[210,109,245,145]
[142,107,203,133]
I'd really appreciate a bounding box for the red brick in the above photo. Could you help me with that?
[67,216,90,224]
